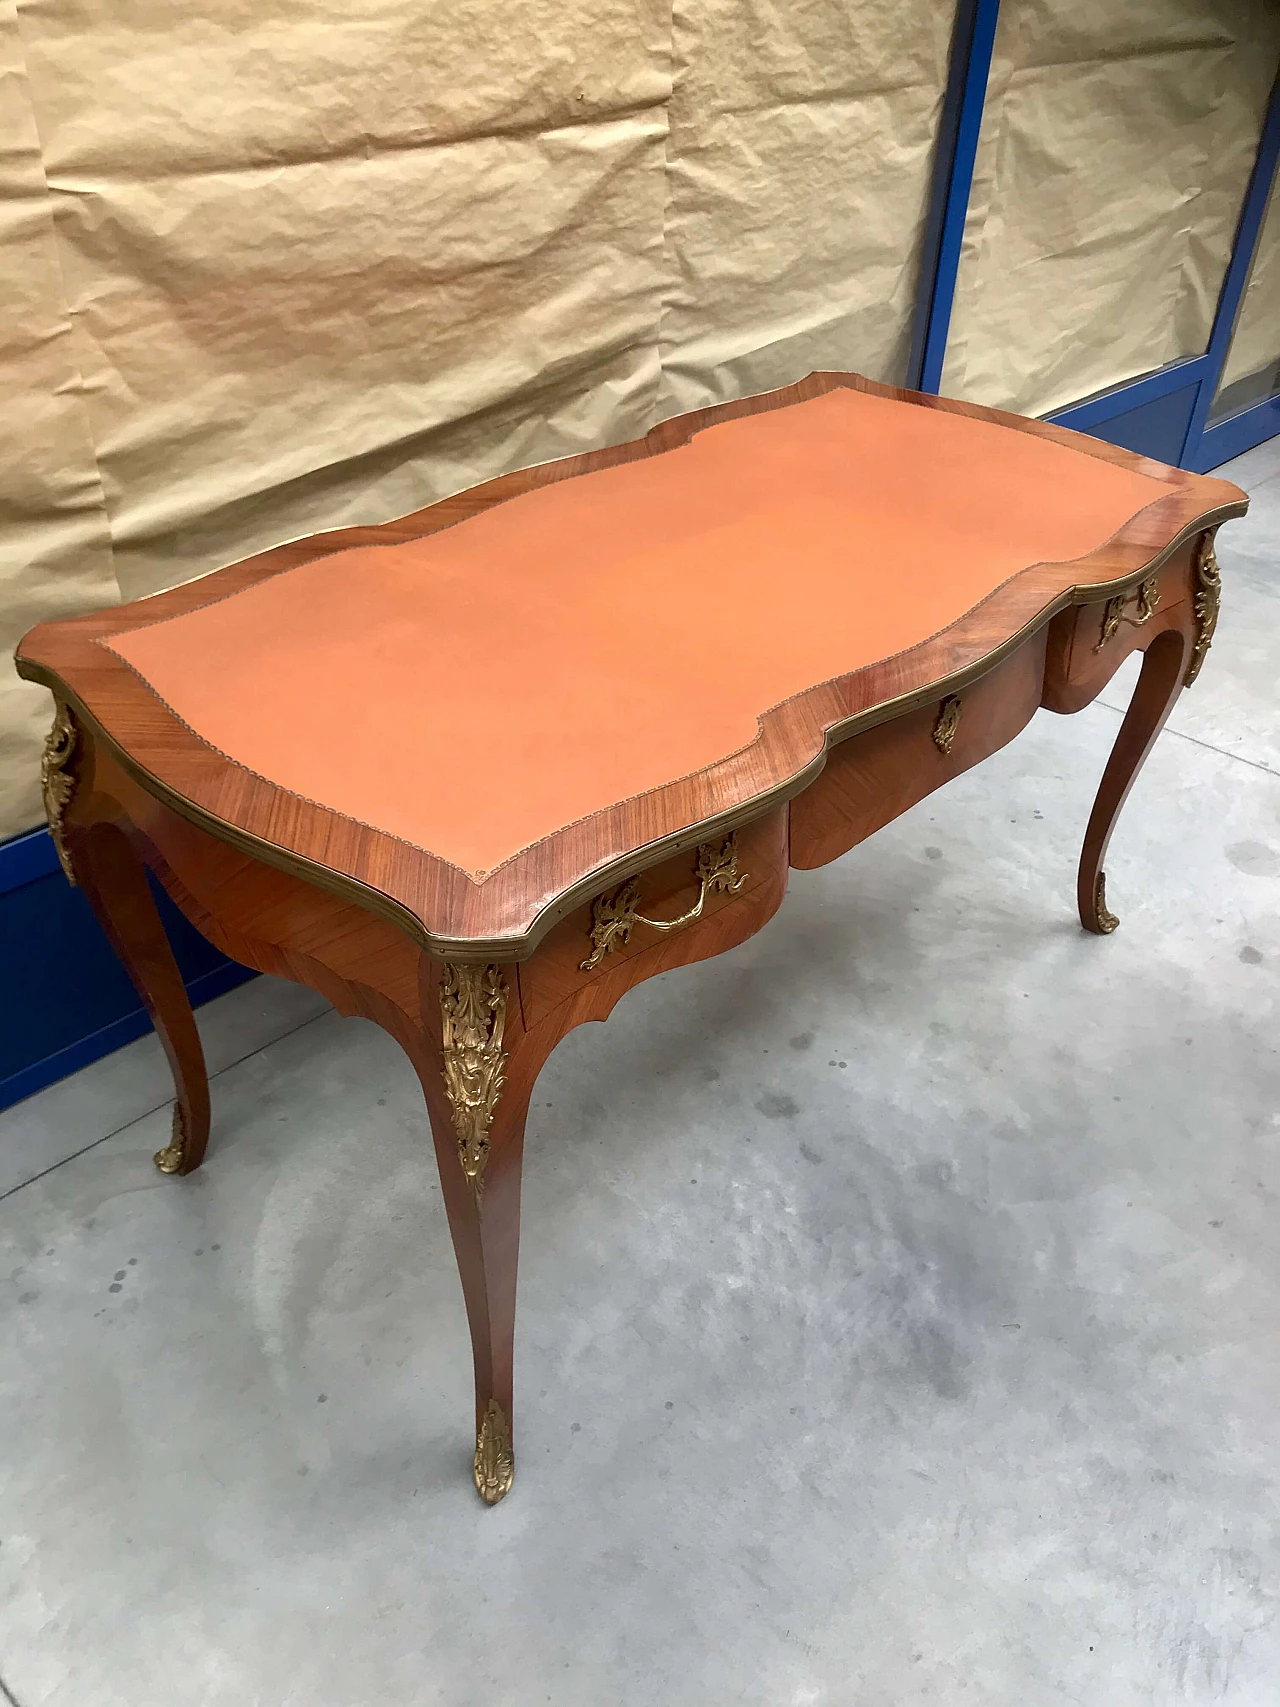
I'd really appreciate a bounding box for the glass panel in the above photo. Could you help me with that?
[1210,173,1280,425]
[941,2,1280,418]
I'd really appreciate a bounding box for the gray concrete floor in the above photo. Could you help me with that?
[3,440,1280,1707]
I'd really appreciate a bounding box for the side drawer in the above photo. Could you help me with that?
[1042,544,1195,716]
[518,806,788,1027]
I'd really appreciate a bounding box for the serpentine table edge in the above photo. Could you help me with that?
[15,370,1248,1504]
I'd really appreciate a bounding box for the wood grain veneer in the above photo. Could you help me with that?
[16,371,1246,1504]
[16,370,1246,958]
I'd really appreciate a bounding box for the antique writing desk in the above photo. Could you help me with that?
[17,375,1246,1504]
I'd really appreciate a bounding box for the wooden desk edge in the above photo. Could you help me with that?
[15,372,1248,961]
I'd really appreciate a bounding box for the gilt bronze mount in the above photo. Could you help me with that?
[440,964,508,1200]
[932,694,963,755]
[474,1399,515,1504]
[153,1104,189,1174]
[41,702,78,884]
[1184,533,1221,687]
[580,834,747,971]
[1096,574,1161,651]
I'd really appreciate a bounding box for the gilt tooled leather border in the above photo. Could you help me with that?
[17,506,1235,960]
[16,373,1247,957]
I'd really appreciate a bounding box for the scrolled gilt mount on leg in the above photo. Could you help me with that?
[1184,531,1221,687]
[1091,871,1120,935]
[41,702,79,884]
[474,1398,515,1504]
[580,833,747,972]
[440,963,508,1201]
[154,1104,189,1174]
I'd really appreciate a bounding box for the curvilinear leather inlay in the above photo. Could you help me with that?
[104,388,1165,879]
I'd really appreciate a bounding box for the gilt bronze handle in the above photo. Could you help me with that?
[580,834,747,971]
[1095,574,1160,651]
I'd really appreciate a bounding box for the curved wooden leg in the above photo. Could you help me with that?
[70,818,212,1174]
[1078,625,1191,935]
[416,961,531,1504]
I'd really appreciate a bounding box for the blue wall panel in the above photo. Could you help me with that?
[1059,383,1202,467]
[0,826,253,1112]
[1193,393,1280,472]
[1047,359,1209,464]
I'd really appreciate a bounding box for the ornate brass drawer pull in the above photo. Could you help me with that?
[580,834,747,971]
[1095,574,1160,651]
[932,694,962,754]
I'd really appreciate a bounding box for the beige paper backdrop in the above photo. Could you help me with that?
[1216,172,1280,404]
[941,0,1280,417]
[656,0,954,417]
[0,0,119,842]
[0,0,955,838]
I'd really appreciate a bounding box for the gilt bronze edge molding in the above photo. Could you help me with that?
[12,666,439,950]
[14,501,1242,963]
[1057,501,1241,607]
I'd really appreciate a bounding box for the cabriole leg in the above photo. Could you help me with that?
[70,816,213,1173]
[1077,625,1192,935]
[42,701,211,1173]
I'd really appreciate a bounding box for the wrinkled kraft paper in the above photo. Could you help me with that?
[1,0,955,836]
[4,0,1279,837]
[941,0,1280,419]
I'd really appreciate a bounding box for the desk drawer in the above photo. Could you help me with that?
[1042,546,1194,716]
[789,632,1046,871]
[518,807,788,1027]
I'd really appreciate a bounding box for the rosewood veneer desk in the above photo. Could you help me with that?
[17,374,1246,1504]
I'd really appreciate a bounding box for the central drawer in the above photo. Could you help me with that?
[788,631,1047,871]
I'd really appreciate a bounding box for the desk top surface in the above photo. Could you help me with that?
[18,373,1247,954]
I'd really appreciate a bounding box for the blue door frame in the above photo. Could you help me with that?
[910,5,1280,473]
[3,7,1279,1111]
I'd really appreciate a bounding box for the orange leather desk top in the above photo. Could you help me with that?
[107,387,1167,880]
